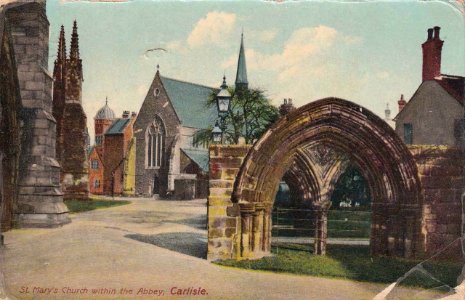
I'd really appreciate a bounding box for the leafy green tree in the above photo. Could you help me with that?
[331,165,371,209]
[194,87,279,145]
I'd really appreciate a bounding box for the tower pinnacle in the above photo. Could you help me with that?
[70,20,80,60]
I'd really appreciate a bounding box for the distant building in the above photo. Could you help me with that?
[279,98,296,116]
[384,103,395,128]
[394,27,464,147]
[52,21,89,200]
[88,102,136,196]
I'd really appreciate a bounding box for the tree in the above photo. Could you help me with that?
[194,87,279,146]
[330,164,371,209]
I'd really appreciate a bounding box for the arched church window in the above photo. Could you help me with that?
[147,118,165,168]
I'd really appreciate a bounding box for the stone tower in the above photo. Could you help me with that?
[235,32,248,92]
[5,0,70,227]
[52,21,89,200]
[422,26,443,82]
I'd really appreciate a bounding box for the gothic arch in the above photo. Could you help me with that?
[231,97,423,258]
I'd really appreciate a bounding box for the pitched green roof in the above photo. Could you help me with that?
[105,118,130,135]
[181,148,209,173]
[160,76,217,129]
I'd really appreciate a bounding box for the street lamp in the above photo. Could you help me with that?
[212,75,232,144]
[216,75,231,117]
[212,121,222,143]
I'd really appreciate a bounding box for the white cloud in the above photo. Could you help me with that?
[187,11,237,48]
[248,29,278,43]
[222,25,364,106]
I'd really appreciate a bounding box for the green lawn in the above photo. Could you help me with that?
[272,209,371,238]
[64,199,131,213]
[215,244,463,289]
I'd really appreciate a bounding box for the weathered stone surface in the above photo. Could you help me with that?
[5,1,70,228]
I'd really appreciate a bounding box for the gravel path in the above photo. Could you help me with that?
[0,198,435,299]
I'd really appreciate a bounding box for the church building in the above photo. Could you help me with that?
[52,21,90,200]
[134,34,249,198]
[394,26,464,147]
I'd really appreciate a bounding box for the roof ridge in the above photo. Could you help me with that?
[439,73,465,79]
[160,76,216,90]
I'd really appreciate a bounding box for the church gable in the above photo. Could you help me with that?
[134,71,180,137]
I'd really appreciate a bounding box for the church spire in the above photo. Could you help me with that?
[235,32,248,91]
[57,25,66,62]
[69,20,80,60]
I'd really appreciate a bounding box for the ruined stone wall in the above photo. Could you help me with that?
[208,145,250,261]
[409,145,464,259]
[6,1,69,227]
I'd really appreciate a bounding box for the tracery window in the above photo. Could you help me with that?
[147,118,165,168]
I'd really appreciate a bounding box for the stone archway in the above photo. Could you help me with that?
[207,97,423,261]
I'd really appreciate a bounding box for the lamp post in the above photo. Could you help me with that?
[213,75,232,143]
[212,121,222,144]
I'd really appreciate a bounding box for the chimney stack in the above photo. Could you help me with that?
[422,26,443,81]
[122,110,130,118]
[398,94,406,112]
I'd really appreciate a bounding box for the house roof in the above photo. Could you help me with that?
[435,74,464,105]
[394,80,463,121]
[181,148,209,173]
[160,76,217,129]
[105,118,131,135]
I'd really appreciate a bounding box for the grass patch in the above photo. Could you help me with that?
[215,244,463,289]
[272,209,371,238]
[64,199,131,213]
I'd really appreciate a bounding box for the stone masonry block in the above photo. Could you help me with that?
[208,196,232,206]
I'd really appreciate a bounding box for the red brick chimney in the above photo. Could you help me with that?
[398,94,406,112]
[422,26,443,81]
[122,110,130,118]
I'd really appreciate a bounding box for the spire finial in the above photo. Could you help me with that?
[70,20,80,60]
[157,64,159,71]
[221,75,227,89]
[57,25,66,62]
[105,96,108,105]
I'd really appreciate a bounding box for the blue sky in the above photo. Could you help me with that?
[46,0,465,141]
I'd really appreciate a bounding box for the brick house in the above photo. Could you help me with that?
[103,112,137,196]
[88,100,114,195]
[88,146,104,194]
[394,26,464,146]
[88,102,136,196]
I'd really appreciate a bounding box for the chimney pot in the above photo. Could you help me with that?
[427,28,433,40]
[433,26,440,39]
[122,110,130,118]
